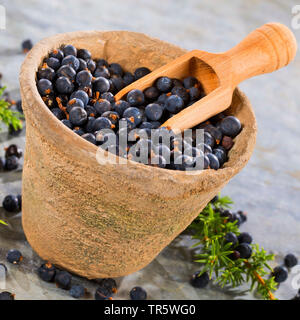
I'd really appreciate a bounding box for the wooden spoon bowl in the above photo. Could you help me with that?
[20,30,256,279]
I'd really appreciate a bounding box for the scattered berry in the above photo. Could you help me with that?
[38,263,56,282]
[0,291,15,300]
[95,286,113,300]
[284,254,298,268]
[6,249,23,264]
[130,286,147,300]
[272,266,288,283]
[2,195,20,212]
[70,284,86,299]
[22,39,33,53]
[190,271,209,288]
[55,271,72,290]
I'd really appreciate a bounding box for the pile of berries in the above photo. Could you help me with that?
[0,144,23,172]
[36,44,242,171]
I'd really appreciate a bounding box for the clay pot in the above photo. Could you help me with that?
[19,31,256,279]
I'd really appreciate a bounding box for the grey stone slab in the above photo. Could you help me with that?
[0,0,299,300]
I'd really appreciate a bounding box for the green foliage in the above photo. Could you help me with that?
[0,87,23,131]
[190,195,277,300]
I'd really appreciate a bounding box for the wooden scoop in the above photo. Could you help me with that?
[115,22,297,134]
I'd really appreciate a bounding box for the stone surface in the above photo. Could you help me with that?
[0,0,299,300]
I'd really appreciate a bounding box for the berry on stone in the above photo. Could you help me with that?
[235,243,252,259]
[55,271,72,289]
[5,144,23,159]
[284,254,298,268]
[95,278,117,294]
[4,156,19,171]
[238,232,252,244]
[0,291,15,300]
[2,195,20,212]
[22,39,33,53]
[95,286,113,300]
[38,263,56,282]
[129,286,147,300]
[70,285,86,299]
[272,266,288,283]
[190,271,209,288]
[6,249,23,264]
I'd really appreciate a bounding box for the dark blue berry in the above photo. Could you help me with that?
[45,57,60,70]
[56,65,76,81]
[284,254,298,268]
[101,111,120,125]
[66,98,84,113]
[272,266,288,283]
[236,243,252,259]
[94,66,110,78]
[95,286,113,300]
[4,156,19,171]
[114,100,130,117]
[70,285,86,299]
[55,76,74,94]
[2,195,20,212]
[197,143,212,155]
[127,89,145,106]
[111,76,125,92]
[77,48,91,60]
[6,249,23,264]
[55,271,72,289]
[207,153,220,170]
[76,70,92,87]
[96,278,117,294]
[165,95,184,113]
[130,286,147,300]
[37,79,53,96]
[38,65,55,81]
[51,108,66,120]
[220,116,241,138]
[134,67,150,80]
[190,271,209,288]
[237,210,247,223]
[22,39,33,53]
[94,99,112,115]
[93,117,113,131]
[73,128,85,136]
[69,107,87,126]
[189,87,202,101]
[101,92,115,104]
[109,63,124,77]
[82,133,96,145]
[204,132,215,148]
[5,144,22,158]
[238,232,252,244]
[171,86,189,104]
[38,263,56,282]
[62,44,77,57]
[78,58,87,71]
[62,55,80,71]
[0,292,14,300]
[123,72,135,86]
[145,103,164,121]
[183,76,199,89]
[49,49,64,60]
[225,232,238,246]
[174,154,195,170]
[144,87,160,101]
[155,77,173,93]
[123,107,143,127]
[96,59,109,68]
[86,59,96,73]
[213,148,227,166]
[93,77,110,94]
[84,117,95,133]
[70,90,89,107]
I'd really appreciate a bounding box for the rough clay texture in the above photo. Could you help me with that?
[19,31,256,279]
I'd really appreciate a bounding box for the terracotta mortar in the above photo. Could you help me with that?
[19,31,256,279]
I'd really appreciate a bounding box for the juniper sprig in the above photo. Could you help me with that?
[189,195,277,300]
[0,87,23,131]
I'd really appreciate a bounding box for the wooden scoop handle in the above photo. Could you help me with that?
[226,22,297,87]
